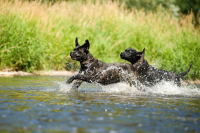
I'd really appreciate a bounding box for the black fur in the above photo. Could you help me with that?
[120,48,192,86]
[66,38,144,90]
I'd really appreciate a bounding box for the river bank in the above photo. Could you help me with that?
[0,70,199,85]
[0,0,199,79]
[0,70,77,77]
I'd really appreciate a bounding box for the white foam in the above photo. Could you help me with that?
[100,81,200,97]
[145,81,200,97]
[56,79,200,97]
[57,81,72,93]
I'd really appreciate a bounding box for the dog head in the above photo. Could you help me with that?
[120,48,143,64]
[70,37,90,61]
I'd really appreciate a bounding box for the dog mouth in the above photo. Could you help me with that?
[71,57,76,60]
[71,56,81,60]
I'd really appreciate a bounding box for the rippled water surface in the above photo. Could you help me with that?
[0,76,200,132]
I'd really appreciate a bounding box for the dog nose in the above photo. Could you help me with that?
[120,53,124,57]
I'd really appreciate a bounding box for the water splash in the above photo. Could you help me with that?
[146,81,199,96]
[57,81,72,93]
[100,81,200,97]
[58,65,200,97]
[57,80,200,97]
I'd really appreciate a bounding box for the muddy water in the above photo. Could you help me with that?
[0,76,200,132]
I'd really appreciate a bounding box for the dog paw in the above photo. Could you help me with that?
[66,78,73,84]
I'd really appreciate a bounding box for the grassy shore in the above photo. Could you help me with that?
[0,0,199,79]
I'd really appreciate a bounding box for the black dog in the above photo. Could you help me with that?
[66,38,144,90]
[120,48,192,86]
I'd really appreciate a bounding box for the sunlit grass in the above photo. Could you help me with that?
[0,0,199,79]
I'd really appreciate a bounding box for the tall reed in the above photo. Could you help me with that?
[0,0,199,79]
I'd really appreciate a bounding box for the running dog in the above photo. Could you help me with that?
[66,38,145,90]
[120,48,192,86]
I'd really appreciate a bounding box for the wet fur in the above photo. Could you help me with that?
[120,48,192,86]
[66,38,144,90]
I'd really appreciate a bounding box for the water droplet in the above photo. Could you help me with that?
[97,117,104,121]
[137,123,143,127]
[38,125,42,129]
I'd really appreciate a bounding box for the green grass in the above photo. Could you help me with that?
[0,0,199,79]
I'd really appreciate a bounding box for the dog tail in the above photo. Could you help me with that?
[177,64,192,78]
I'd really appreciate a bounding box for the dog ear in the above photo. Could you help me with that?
[82,39,90,50]
[141,48,145,60]
[136,48,145,56]
[139,48,145,62]
[142,48,145,53]
[75,37,80,47]
[133,48,145,68]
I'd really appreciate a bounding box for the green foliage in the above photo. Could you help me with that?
[115,0,200,26]
[118,0,180,17]
[175,0,200,26]
[158,34,200,80]
[0,0,199,79]
[0,13,47,72]
[0,10,78,72]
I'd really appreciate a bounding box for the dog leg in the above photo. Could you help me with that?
[66,74,93,84]
[174,78,181,87]
[68,80,82,95]
[66,76,75,84]
[138,82,146,91]
[72,80,83,90]
[132,80,145,91]
[71,70,84,89]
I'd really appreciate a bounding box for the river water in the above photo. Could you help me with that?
[0,76,200,132]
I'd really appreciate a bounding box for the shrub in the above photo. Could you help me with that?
[0,0,199,79]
